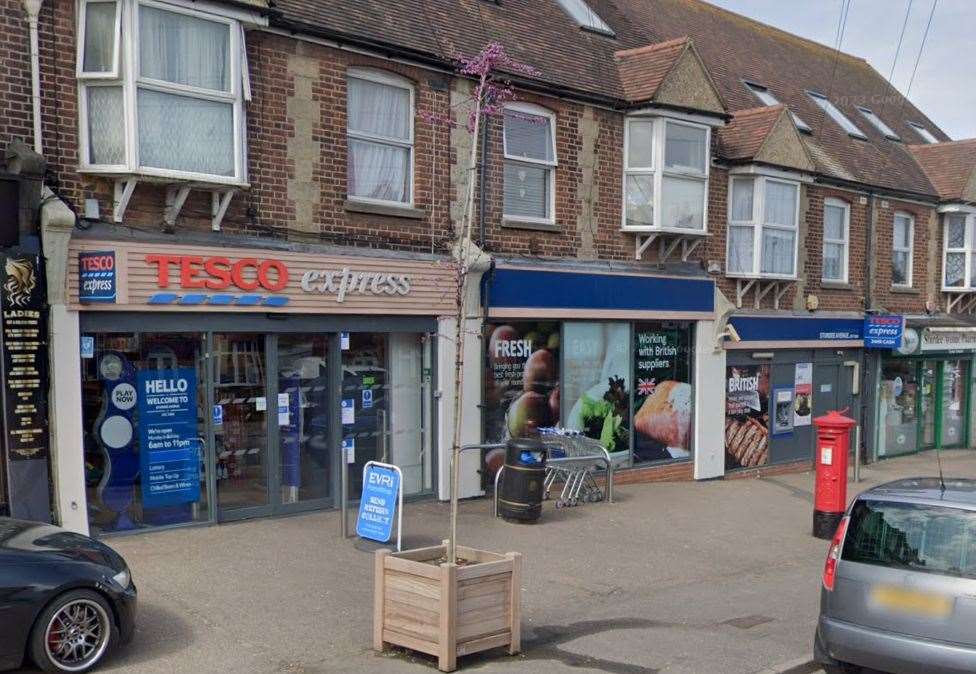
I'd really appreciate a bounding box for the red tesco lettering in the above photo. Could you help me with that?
[146,254,290,292]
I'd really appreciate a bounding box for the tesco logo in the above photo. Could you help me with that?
[146,254,289,292]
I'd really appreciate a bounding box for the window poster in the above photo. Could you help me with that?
[725,364,770,469]
[793,362,812,427]
[773,387,794,436]
[632,324,693,463]
[563,323,631,457]
[483,322,559,483]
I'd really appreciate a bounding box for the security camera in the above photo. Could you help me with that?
[719,323,741,343]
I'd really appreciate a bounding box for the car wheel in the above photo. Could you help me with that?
[30,589,115,673]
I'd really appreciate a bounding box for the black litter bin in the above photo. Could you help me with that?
[497,437,547,522]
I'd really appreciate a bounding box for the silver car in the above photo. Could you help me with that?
[815,478,976,674]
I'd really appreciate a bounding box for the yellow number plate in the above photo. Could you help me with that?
[871,585,953,618]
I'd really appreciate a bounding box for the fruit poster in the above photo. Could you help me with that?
[482,322,559,485]
[632,325,692,463]
[793,362,812,427]
[725,364,770,469]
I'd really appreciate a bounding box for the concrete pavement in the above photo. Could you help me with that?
[26,449,976,674]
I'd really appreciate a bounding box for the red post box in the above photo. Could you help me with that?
[812,410,857,539]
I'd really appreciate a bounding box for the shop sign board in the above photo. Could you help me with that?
[920,329,976,353]
[137,367,200,508]
[863,315,904,349]
[356,461,402,549]
[727,316,863,345]
[1,255,49,461]
[78,251,117,303]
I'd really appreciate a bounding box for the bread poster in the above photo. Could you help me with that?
[633,326,692,463]
[725,364,770,469]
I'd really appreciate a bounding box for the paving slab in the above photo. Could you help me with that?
[15,449,975,674]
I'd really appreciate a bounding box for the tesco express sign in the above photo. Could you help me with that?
[146,254,290,306]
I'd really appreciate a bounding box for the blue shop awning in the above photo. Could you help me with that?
[482,266,714,320]
[727,315,864,349]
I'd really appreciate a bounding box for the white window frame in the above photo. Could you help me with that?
[821,197,850,283]
[345,67,415,207]
[892,211,914,288]
[77,0,248,186]
[807,90,867,140]
[725,175,801,280]
[856,106,900,141]
[502,102,558,225]
[621,116,710,234]
[942,212,976,291]
[77,0,123,79]
[908,121,939,144]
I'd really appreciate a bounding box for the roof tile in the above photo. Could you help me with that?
[907,140,976,202]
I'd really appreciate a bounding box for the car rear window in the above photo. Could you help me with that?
[842,499,976,580]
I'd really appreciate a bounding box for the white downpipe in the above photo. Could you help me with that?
[22,0,44,155]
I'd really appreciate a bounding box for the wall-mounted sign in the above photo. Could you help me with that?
[794,362,812,427]
[137,367,200,509]
[920,329,976,353]
[863,315,903,349]
[725,364,769,469]
[1,256,49,461]
[78,251,117,303]
[727,316,863,346]
[67,240,456,315]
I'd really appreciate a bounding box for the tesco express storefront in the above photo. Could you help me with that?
[60,232,456,536]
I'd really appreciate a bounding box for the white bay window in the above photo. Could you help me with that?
[892,211,914,287]
[623,117,709,232]
[77,0,248,184]
[726,176,800,278]
[346,69,414,205]
[503,104,557,223]
[822,198,849,282]
[943,213,976,290]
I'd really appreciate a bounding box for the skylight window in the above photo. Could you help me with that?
[743,81,811,133]
[857,107,899,140]
[908,121,938,144]
[554,0,614,36]
[807,91,867,139]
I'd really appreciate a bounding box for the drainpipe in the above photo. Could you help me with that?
[858,191,877,478]
[22,0,44,155]
[478,119,489,248]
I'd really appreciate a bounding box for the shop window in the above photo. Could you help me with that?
[77,0,248,183]
[82,332,209,535]
[943,212,976,290]
[632,323,693,464]
[563,322,632,459]
[503,104,557,223]
[482,322,560,481]
[726,176,800,278]
[892,211,914,287]
[878,360,919,457]
[623,117,709,232]
[346,69,414,205]
[822,198,849,282]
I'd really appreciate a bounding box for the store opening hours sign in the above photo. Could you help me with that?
[356,461,403,550]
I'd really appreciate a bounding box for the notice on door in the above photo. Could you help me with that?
[137,367,200,509]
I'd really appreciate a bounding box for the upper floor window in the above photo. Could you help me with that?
[77,0,247,184]
[822,198,849,283]
[503,104,557,224]
[726,175,800,278]
[346,69,414,205]
[807,91,867,140]
[908,121,939,144]
[892,212,914,287]
[554,0,615,36]
[857,107,900,141]
[742,81,811,133]
[943,213,976,290]
[623,117,709,232]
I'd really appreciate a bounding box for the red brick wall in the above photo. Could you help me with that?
[0,0,34,150]
[873,198,932,314]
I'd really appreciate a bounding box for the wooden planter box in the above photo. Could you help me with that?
[373,542,522,672]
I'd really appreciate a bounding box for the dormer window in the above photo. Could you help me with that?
[743,81,811,133]
[77,0,248,184]
[908,121,939,144]
[623,117,709,232]
[807,91,867,140]
[726,175,800,278]
[554,0,615,36]
[857,107,900,141]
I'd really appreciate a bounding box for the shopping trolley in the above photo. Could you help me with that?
[538,428,614,508]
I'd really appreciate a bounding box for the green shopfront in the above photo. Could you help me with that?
[874,324,976,459]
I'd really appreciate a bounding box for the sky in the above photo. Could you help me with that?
[704,0,975,141]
